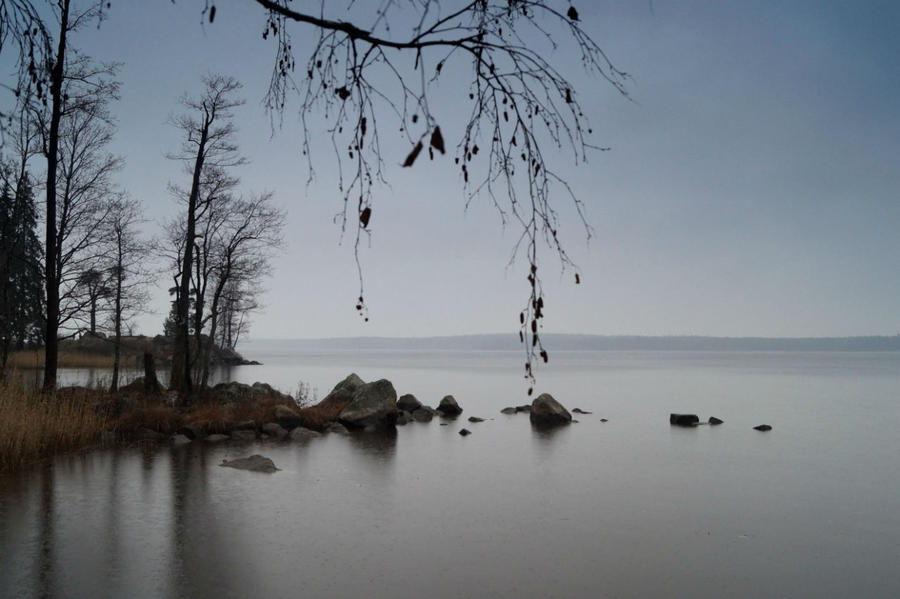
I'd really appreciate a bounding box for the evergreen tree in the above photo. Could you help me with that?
[0,172,45,374]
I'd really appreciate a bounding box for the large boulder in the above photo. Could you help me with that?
[436,395,463,417]
[529,394,572,426]
[338,379,398,429]
[317,373,366,410]
[670,413,700,427]
[397,393,422,412]
[220,455,279,473]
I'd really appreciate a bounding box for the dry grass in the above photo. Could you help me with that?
[7,349,120,369]
[0,380,109,470]
[296,400,349,430]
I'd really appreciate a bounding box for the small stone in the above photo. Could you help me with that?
[600,418,608,423]
[205,434,229,443]
[753,424,773,432]
[459,428,471,436]
[572,408,593,415]
[436,395,463,416]
[261,422,288,439]
[708,416,724,425]
[289,426,322,440]
[325,422,349,434]
[220,454,279,473]
[467,416,484,423]
[670,413,700,427]
[501,407,517,415]
[230,430,257,442]
[171,434,192,445]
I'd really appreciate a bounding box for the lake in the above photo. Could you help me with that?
[2,344,899,598]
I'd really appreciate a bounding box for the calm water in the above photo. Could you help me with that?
[2,345,899,598]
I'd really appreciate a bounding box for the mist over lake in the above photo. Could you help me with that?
[2,344,898,598]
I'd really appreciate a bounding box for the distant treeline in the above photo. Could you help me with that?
[267,334,900,352]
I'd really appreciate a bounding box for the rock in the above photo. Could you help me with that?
[274,405,302,429]
[515,405,532,413]
[396,411,410,426]
[670,413,700,427]
[318,373,366,410]
[467,416,485,423]
[572,408,593,415]
[500,407,518,415]
[529,394,572,426]
[411,407,435,422]
[220,455,279,473]
[436,395,463,416]
[231,420,257,432]
[205,434,229,443]
[230,430,257,442]
[600,418,608,423]
[171,434,192,445]
[708,416,724,425]
[338,379,399,429]
[135,427,165,441]
[397,394,422,412]
[753,424,773,432]
[459,428,472,436]
[261,422,288,439]
[177,423,206,440]
[325,422,349,434]
[289,426,322,440]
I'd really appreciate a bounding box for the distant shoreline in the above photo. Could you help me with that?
[240,333,900,352]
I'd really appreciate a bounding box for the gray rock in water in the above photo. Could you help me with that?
[708,416,724,425]
[135,427,165,441]
[529,394,572,426]
[318,373,366,410]
[515,405,532,413]
[325,422,349,434]
[396,411,410,426]
[177,423,206,440]
[397,394,422,412]
[205,433,229,443]
[500,407,518,415]
[600,418,608,423]
[339,379,399,429]
[274,404,302,430]
[572,408,593,415]
[412,406,435,422]
[670,413,700,427]
[753,424,773,432]
[467,416,485,423]
[459,428,472,436]
[290,426,322,440]
[261,422,288,439]
[171,434,192,445]
[220,454,279,473]
[436,395,463,416]
[230,430,257,442]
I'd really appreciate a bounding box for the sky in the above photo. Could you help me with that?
[5,1,900,340]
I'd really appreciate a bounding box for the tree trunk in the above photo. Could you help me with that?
[42,0,71,393]
[109,235,123,392]
[169,120,209,396]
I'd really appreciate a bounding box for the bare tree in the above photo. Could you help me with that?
[103,195,151,392]
[167,74,246,395]
[245,0,629,391]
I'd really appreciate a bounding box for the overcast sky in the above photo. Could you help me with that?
[14,0,900,340]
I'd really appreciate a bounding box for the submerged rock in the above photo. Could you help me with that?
[753,424,773,432]
[411,406,436,422]
[459,428,472,436]
[670,413,700,427]
[436,395,463,416]
[515,405,532,413]
[289,426,322,440]
[467,416,485,423]
[220,455,279,473]
[338,379,399,429]
[529,394,572,426]
[572,408,593,415]
[708,416,724,425]
[500,407,518,415]
[261,422,288,439]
